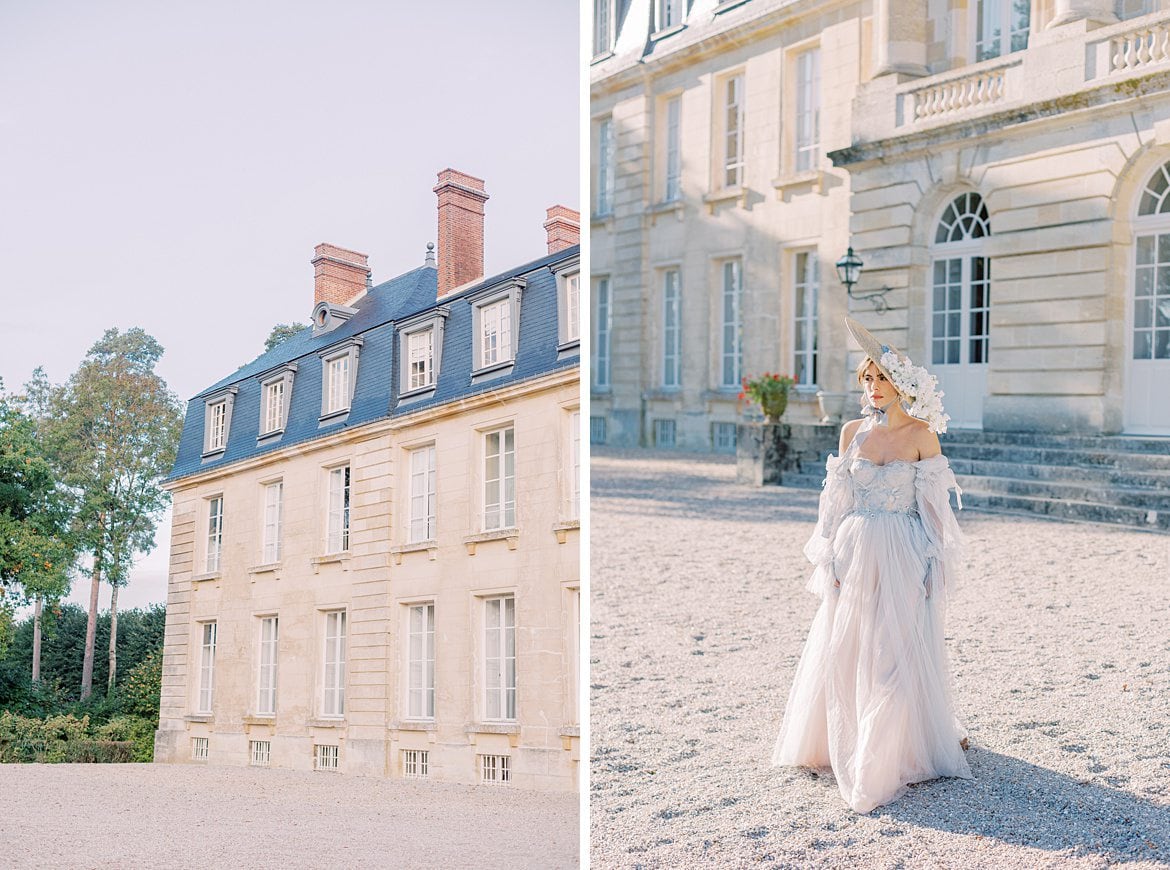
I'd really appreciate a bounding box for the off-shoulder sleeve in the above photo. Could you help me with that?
[802,452,854,597]
[914,454,964,598]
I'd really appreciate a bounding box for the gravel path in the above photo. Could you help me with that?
[589,449,1170,869]
[0,763,578,868]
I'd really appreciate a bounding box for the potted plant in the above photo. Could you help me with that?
[736,372,796,486]
[739,372,796,424]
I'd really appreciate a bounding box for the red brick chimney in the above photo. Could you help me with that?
[434,169,489,298]
[543,205,580,254]
[312,243,370,306]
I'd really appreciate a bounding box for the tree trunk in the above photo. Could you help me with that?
[80,561,101,700]
[31,597,42,683]
[107,584,119,695]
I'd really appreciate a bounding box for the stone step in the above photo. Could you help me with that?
[941,442,1170,471]
[947,457,1170,489]
[959,490,1170,531]
[942,429,1170,454]
[954,474,1170,510]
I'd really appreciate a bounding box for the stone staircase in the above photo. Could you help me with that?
[783,428,1170,533]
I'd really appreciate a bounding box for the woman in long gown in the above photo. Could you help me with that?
[772,317,972,814]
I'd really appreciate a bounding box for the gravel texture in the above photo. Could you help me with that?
[0,763,578,868]
[589,449,1170,869]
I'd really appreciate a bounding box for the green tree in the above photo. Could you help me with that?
[264,322,308,352]
[0,380,76,668]
[39,329,183,699]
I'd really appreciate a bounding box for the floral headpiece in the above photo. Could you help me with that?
[845,316,950,434]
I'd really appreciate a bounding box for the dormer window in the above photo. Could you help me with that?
[397,307,450,402]
[469,278,525,382]
[311,301,358,336]
[550,254,581,358]
[318,337,363,422]
[201,386,238,458]
[258,363,297,440]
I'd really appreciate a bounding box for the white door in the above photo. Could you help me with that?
[930,194,990,430]
[1127,228,1170,433]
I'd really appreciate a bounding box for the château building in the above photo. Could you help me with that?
[590,0,1170,449]
[154,170,582,790]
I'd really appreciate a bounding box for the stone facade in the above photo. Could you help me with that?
[590,0,1170,446]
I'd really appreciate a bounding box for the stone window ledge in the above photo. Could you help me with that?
[702,389,741,405]
[650,22,686,42]
[558,725,580,738]
[247,562,281,577]
[553,519,580,544]
[391,540,438,565]
[470,360,515,384]
[462,528,520,555]
[311,552,350,573]
[191,571,221,584]
[590,212,615,228]
[243,715,276,726]
[591,49,615,65]
[772,169,826,197]
[646,200,685,225]
[184,714,212,724]
[398,384,437,403]
[392,720,438,732]
[466,722,521,747]
[703,186,747,212]
[306,718,345,729]
[714,0,752,13]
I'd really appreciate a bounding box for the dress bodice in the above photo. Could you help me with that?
[848,458,918,517]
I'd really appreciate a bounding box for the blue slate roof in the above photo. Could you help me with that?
[169,246,579,483]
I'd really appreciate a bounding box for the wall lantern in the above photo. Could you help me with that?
[835,247,891,314]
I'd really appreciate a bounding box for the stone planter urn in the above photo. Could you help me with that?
[736,421,792,486]
[816,390,848,424]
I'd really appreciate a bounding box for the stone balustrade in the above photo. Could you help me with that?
[905,62,1011,122]
[1103,18,1170,74]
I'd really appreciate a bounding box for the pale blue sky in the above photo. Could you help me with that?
[0,0,580,611]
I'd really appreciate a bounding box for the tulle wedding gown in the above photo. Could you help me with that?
[772,418,973,813]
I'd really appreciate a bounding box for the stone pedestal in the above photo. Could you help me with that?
[736,422,842,486]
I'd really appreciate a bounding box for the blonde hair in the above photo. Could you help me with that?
[856,356,905,399]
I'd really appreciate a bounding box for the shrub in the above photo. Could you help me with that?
[0,711,152,763]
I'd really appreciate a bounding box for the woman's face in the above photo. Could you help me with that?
[861,362,898,409]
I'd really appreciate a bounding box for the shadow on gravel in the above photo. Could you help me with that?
[881,749,1169,864]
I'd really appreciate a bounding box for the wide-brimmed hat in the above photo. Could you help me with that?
[845,316,906,393]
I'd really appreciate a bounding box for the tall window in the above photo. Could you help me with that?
[795,48,820,172]
[975,0,1030,62]
[569,411,581,519]
[326,465,350,553]
[409,446,437,542]
[565,273,580,342]
[593,0,611,55]
[657,0,683,29]
[263,380,284,434]
[794,252,819,386]
[198,622,216,714]
[1134,163,1170,362]
[662,269,681,388]
[479,298,512,368]
[721,75,744,189]
[597,118,615,215]
[407,603,435,719]
[257,616,278,716]
[207,401,227,451]
[720,260,743,388]
[664,96,681,202]
[322,611,346,718]
[325,355,350,415]
[932,192,991,366]
[408,329,434,390]
[484,596,516,721]
[262,482,282,564]
[483,427,516,530]
[206,496,223,573]
[594,278,612,388]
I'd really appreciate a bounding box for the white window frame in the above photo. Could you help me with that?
[406,602,436,720]
[568,410,581,520]
[656,0,684,32]
[256,615,278,716]
[664,95,682,202]
[712,421,738,453]
[321,610,347,719]
[719,259,743,388]
[590,416,607,445]
[314,743,339,771]
[197,621,216,714]
[793,251,819,387]
[258,363,296,439]
[593,277,612,389]
[468,279,524,377]
[397,307,449,399]
[662,268,682,388]
[205,495,223,574]
[402,749,429,779]
[972,0,1030,63]
[250,740,271,767]
[483,595,517,722]
[201,386,237,456]
[326,464,351,554]
[593,0,613,56]
[653,419,677,448]
[262,481,283,564]
[794,47,820,173]
[480,753,511,784]
[191,737,209,761]
[566,585,580,725]
[597,117,615,216]
[408,446,437,543]
[482,426,516,531]
[318,337,363,420]
[719,74,745,190]
[552,255,582,351]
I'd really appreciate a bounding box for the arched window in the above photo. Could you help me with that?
[1127,161,1170,432]
[929,192,991,428]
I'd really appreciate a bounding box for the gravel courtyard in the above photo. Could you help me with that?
[590,449,1170,869]
[0,763,578,868]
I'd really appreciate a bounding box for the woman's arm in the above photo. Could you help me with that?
[838,418,863,455]
[915,422,942,460]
